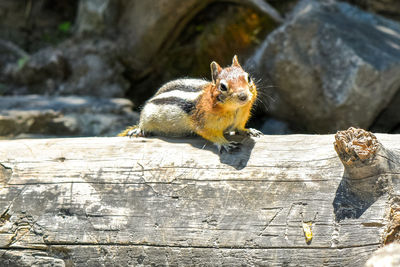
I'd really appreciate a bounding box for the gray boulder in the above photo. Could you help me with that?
[6,39,129,97]
[370,89,400,133]
[5,47,70,95]
[250,0,400,133]
[345,0,400,21]
[260,118,293,135]
[60,39,129,97]
[75,0,119,35]
[0,95,139,137]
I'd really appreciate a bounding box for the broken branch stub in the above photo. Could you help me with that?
[333,127,395,202]
[334,127,388,180]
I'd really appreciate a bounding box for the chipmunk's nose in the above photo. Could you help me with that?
[238,92,248,102]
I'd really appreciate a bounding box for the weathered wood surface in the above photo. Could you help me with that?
[0,134,399,266]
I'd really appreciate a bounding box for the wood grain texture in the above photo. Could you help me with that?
[0,134,399,266]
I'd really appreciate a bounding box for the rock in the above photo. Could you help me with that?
[6,47,70,94]
[260,118,292,135]
[365,243,400,267]
[249,0,400,133]
[6,38,129,97]
[370,89,400,133]
[0,95,139,137]
[60,39,129,97]
[75,0,119,35]
[344,0,400,21]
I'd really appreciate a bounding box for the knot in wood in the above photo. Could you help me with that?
[334,127,379,165]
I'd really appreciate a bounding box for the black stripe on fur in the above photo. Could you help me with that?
[150,97,196,114]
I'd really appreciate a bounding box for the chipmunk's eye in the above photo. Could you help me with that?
[220,82,228,92]
[247,75,252,84]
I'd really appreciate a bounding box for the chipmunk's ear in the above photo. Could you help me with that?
[232,55,241,67]
[210,61,222,83]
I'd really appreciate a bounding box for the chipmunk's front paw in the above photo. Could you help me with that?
[217,141,242,154]
[237,128,262,137]
[247,128,262,137]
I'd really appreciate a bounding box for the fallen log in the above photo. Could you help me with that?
[0,128,399,266]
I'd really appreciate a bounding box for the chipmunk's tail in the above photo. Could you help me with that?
[118,125,139,137]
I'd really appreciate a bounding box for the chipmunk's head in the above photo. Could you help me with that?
[210,55,256,109]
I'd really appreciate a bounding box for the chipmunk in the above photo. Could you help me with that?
[119,55,262,153]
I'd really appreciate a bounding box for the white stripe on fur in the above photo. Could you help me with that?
[152,90,202,101]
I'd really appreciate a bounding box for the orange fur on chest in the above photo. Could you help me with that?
[191,84,254,132]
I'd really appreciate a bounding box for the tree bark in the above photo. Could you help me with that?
[0,129,399,266]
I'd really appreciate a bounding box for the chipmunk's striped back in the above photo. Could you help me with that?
[134,79,208,137]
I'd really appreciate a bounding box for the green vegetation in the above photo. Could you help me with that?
[58,21,72,33]
[17,56,30,70]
